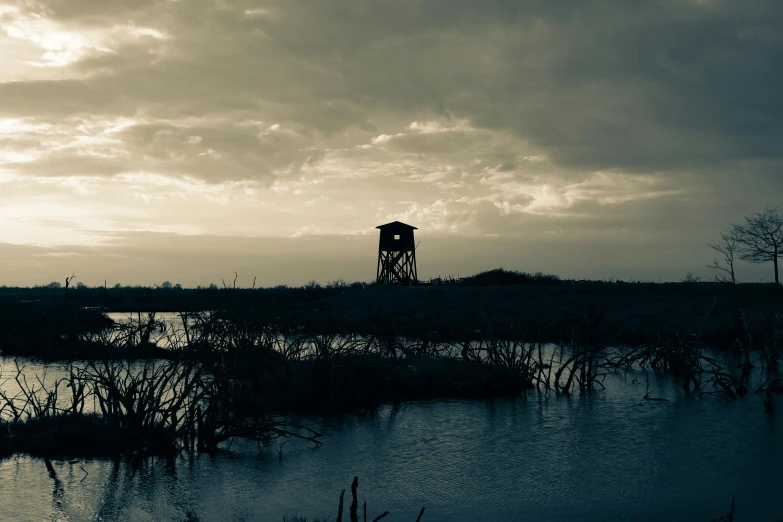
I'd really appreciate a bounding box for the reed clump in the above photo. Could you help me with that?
[0,357,323,459]
[0,413,176,458]
[2,293,782,450]
[175,310,536,413]
[0,302,114,359]
[171,304,781,407]
[283,476,425,522]
[0,303,173,360]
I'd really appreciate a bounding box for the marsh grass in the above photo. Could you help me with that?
[4,277,783,352]
[253,354,529,413]
[2,292,782,460]
[0,302,114,359]
[0,356,323,458]
[0,413,176,458]
[155,304,783,408]
[0,303,172,360]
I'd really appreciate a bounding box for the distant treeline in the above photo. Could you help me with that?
[0,267,780,358]
[0,267,764,312]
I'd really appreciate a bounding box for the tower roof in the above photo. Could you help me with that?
[375,221,418,230]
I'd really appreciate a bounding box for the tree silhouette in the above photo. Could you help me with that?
[732,207,783,287]
[65,273,76,302]
[708,230,739,284]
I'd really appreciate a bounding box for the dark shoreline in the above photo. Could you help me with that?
[3,280,779,351]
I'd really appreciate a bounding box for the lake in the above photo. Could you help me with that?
[1,353,782,522]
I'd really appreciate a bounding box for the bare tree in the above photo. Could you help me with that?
[708,230,739,284]
[65,273,76,302]
[732,207,783,287]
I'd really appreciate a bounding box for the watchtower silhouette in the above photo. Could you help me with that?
[376,221,418,285]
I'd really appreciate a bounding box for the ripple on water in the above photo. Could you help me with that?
[1,357,783,521]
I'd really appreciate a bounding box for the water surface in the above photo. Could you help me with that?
[1,356,782,522]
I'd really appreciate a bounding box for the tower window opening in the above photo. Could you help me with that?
[394,234,400,240]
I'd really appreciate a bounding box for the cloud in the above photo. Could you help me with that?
[1,0,782,282]
[3,0,781,172]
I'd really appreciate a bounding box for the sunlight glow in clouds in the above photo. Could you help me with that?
[1,5,166,68]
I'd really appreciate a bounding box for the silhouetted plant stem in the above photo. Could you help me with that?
[326,477,411,522]
[336,489,345,522]
[713,496,736,522]
[350,476,359,522]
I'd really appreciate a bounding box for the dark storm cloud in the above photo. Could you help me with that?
[4,0,781,175]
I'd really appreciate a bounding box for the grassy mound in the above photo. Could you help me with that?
[0,414,177,459]
[243,354,531,414]
[459,268,560,286]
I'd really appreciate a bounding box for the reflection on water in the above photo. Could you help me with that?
[105,312,186,350]
[1,357,783,522]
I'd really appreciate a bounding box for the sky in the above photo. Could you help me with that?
[0,0,782,287]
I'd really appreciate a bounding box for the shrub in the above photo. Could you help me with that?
[460,268,560,286]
